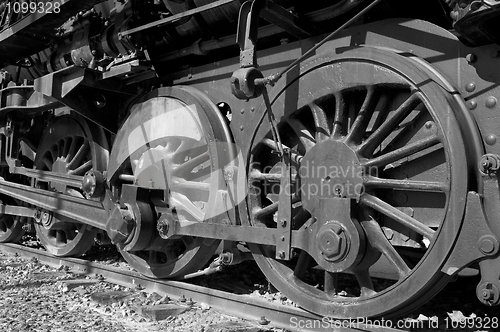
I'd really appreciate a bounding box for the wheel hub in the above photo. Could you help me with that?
[310,199,365,273]
[299,139,362,213]
[317,222,349,262]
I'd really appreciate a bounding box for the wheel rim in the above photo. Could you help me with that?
[33,115,108,256]
[109,86,233,278]
[246,48,469,318]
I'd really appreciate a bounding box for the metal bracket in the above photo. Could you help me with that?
[441,192,499,276]
[236,0,314,69]
[275,149,293,260]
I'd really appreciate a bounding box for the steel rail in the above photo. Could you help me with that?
[0,243,403,332]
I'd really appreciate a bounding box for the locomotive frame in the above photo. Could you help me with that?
[0,0,500,319]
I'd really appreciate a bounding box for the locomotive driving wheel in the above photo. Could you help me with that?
[0,142,36,243]
[33,114,109,256]
[246,47,470,318]
[0,196,25,243]
[109,86,234,278]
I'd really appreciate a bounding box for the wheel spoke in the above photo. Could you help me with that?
[67,141,90,170]
[253,194,299,220]
[364,175,448,192]
[42,156,53,170]
[345,87,379,143]
[354,268,377,298]
[361,217,411,279]
[293,250,312,279]
[362,135,441,168]
[172,151,210,177]
[358,93,422,156]
[171,193,204,222]
[261,138,291,152]
[62,138,71,157]
[49,145,58,162]
[324,271,337,296]
[286,118,315,150]
[55,230,66,245]
[253,201,278,219]
[259,139,303,164]
[249,171,282,182]
[309,103,330,142]
[68,160,92,176]
[66,137,79,162]
[170,138,193,160]
[332,93,346,138]
[171,179,210,191]
[360,194,435,240]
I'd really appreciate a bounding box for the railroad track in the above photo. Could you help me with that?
[0,243,405,332]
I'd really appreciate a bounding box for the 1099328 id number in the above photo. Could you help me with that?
[444,316,499,330]
[5,1,60,14]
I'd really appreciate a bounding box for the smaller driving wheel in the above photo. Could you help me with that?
[33,114,108,256]
[109,86,234,278]
[0,196,25,243]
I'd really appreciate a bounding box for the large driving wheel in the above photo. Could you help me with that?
[33,114,109,256]
[108,86,234,278]
[246,47,471,318]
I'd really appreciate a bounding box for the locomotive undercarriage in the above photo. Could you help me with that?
[1,0,500,319]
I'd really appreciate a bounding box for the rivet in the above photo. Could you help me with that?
[465,82,476,92]
[280,220,286,227]
[240,109,245,114]
[486,134,497,145]
[486,97,497,108]
[250,107,255,112]
[468,100,477,110]
[280,236,285,241]
[424,121,433,129]
[239,125,244,131]
[466,54,477,64]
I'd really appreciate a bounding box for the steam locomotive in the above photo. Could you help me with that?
[0,0,499,319]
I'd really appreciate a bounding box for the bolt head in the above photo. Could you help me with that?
[318,230,342,258]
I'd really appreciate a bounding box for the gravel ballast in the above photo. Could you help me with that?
[0,250,280,332]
